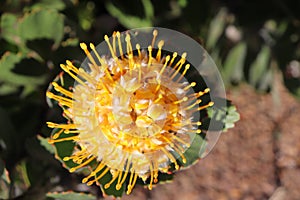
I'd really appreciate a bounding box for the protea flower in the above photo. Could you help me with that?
[46,28,228,197]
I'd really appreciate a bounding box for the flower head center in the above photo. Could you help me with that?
[96,64,188,153]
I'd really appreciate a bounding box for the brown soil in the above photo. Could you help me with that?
[114,79,300,200]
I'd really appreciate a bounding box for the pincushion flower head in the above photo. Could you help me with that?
[46,28,230,197]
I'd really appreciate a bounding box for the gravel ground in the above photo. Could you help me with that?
[112,81,300,200]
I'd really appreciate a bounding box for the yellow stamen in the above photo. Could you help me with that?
[191,121,202,126]
[137,63,142,82]
[151,29,158,47]
[159,55,170,75]
[172,135,191,147]
[104,170,120,189]
[90,43,106,67]
[196,102,214,111]
[156,40,164,61]
[186,99,202,110]
[170,53,187,79]
[65,60,79,74]
[69,156,96,173]
[64,129,79,134]
[116,31,124,59]
[153,160,159,183]
[52,129,64,139]
[189,129,201,134]
[172,144,187,163]
[87,167,110,186]
[192,88,210,98]
[46,122,76,129]
[46,91,73,108]
[82,162,106,183]
[127,172,138,194]
[173,96,188,104]
[183,82,196,90]
[118,157,131,188]
[48,135,79,144]
[78,68,97,86]
[136,44,141,58]
[112,31,117,54]
[148,45,152,68]
[168,52,178,69]
[148,161,154,190]
[161,147,179,170]
[51,82,73,98]
[125,33,133,55]
[79,43,99,73]
[176,64,190,82]
[154,94,163,103]
[60,64,86,86]
[104,35,116,58]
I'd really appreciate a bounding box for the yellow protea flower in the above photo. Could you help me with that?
[46,28,215,196]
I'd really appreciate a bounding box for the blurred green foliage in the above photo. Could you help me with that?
[0,0,299,199]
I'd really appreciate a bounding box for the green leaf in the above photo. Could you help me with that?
[177,0,188,8]
[0,52,46,95]
[206,8,227,50]
[222,42,247,84]
[181,133,207,168]
[95,167,126,197]
[30,0,66,11]
[142,0,154,20]
[257,67,273,91]
[223,104,240,131]
[105,2,152,29]
[47,191,96,200]
[37,135,55,154]
[19,9,64,47]
[0,13,22,45]
[207,100,240,132]
[249,45,271,86]
[51,129,77,169]
[0,84,19,96]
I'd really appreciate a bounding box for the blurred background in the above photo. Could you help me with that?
[0,0,299,199]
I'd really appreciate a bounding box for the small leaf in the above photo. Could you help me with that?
[0,84,19,96]
[222,42,247,84]
[249,45,271,87]
[206,8,227,50]
[37,135,55,154]
[0,52,46,94]
[46,191,96,200]
[0,13,22,45]
[142,0,154,20]
[207,100,240,132]
[30,0,66,11]
[105,2,152,29]
[257,67,273,91]
[177,0,188,8]
[19,9,64,47]
[182,133,207,168]
[223,104,240,131]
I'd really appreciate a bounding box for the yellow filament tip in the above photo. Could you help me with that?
[152,29,158,47]
[80,42,87,50]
